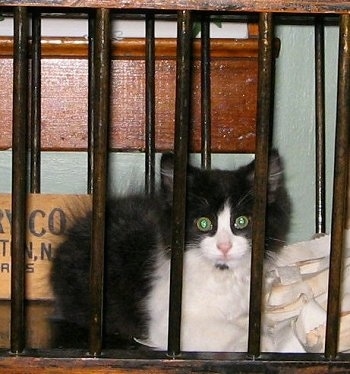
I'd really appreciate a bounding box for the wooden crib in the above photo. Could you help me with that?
[0,1,350,372]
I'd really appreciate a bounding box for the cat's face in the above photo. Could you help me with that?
[192,203,252,270]
[161,151,291,270]
[184,167,255,270]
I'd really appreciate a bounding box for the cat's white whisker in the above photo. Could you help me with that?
[235,188,254,209]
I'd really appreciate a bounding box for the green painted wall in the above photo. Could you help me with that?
[273,24,339,242]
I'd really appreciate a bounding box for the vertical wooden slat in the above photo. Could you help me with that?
[145,12,156,195]
[315,16,326,234]
[29,10,41,193]
[89,8,111,357]
[11,6,29,354]
[325,14,350,360]
[87,13,96,194]
[167,10,192,357]
[248,12,274,357]
[200,14,211,170]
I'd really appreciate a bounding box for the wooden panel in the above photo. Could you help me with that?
[0,301,54,349]
[0,194,91,300]
[0,0,349,13]
[0,37,258,153]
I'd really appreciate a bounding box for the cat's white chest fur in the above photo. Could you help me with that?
[145,245,251,352]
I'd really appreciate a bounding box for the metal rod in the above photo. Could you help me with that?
[200,14,211,170]
[145,12,156,195]
[167,10,192,357]
[315,16,326,234]
[87,13,96,194]
[89,8,111,357]
[325,14,350,359]
[11,6,29,354]
[248,12,274,357]
[29,10,41,193]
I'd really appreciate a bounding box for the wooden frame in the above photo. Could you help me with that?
[0,1,350,13]
[1,3,350,373]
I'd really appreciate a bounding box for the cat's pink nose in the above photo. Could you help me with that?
[217,242,232,255]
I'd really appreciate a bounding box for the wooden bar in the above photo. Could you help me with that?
[0,1,350,13]
[325,14,350,359]
[11,6,29,354]
[145,12,156,195]
[29,10,41,193]
[167,10,192,357]
[0,37,260,59]
[89,8,111,357]
[1,352,350,372]
[315,16,326,234]
[248,12,274,356]
[87,14,95,194]
[200,15,211,170]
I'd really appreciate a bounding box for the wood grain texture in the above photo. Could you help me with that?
[0,0,349,13]
[0,354,350,373]
[0,37,259,59]
[0,193,92,300]
[0,37,258,153]
[0,301,54,349]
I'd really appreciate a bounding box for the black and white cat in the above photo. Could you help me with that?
[51,151,291,351]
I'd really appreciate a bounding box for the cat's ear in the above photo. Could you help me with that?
[267,149,285,201]
[246,149,285,203]
[160,152,174,196]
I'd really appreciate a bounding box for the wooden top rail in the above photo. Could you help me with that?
[0,0,349,14]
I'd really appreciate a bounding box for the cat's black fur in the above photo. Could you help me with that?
[50,151,291,348]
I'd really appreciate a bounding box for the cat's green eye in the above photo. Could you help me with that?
[196,217,213,232]
[234,215,250,230]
